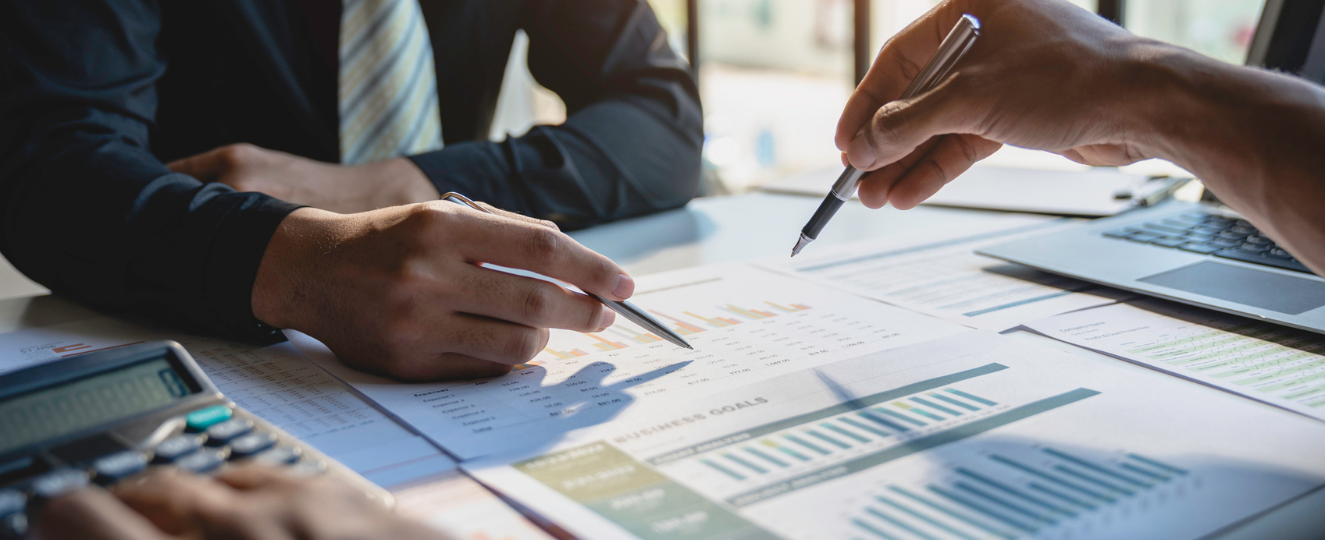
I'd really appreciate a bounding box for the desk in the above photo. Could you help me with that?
[0,193,1321,539]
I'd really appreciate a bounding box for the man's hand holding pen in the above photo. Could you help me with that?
[250,201,636,381]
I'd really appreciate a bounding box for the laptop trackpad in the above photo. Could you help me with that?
[1139,262,1325,315]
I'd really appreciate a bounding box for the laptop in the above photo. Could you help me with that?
[977,0,1325,334]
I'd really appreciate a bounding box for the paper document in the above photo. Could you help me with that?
[760,214,1126,330]
[1025,299,1325,421]
[759,165,1150,216]
[466,332,1325,540]
[0,318,454,487]
[292,264,966,459]
[395,471,554,540]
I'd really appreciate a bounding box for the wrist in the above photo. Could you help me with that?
[357,158,440,208]
[1101,39,1207,163]
[1117,41,1269,188]
[251,207,345,330]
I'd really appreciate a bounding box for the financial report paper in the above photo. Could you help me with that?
[0,318,454,487]
[293,263,967,459]
[1025,298,1325,421]
[466,332,1325,540]
[759,214,1125,330]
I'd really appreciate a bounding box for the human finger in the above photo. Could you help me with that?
[836,1,966,150]
[353,315,549,381]
[440,314,551,367]
[885,134,1002,209]
[446,209,634,301]
[214,462,305,492]
[451,264,615,333]
[34,488,173,540]
[844,76,982,172]
[381,350,529,381]
[856,137,942,209]
[111,469,237,536]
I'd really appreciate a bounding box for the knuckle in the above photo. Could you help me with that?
[870,106,906,146]
[404,202,452,229]
[501,328,541,363]
[522,285,554,323]
[525,228,561,265]
[952,135,979,165]
[218,143,259,169]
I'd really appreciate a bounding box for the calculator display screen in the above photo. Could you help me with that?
[0,357,192,453]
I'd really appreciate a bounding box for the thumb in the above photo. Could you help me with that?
[844,81,978,171]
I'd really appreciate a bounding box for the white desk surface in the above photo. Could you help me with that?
[0,192,1320,539]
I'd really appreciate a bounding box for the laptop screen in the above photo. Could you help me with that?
[1246,0,1325,84]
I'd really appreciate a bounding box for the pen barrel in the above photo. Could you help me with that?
[802,195,846,241]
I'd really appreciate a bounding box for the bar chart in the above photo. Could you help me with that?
[847,447,1190,540]
[652,364,1015,493]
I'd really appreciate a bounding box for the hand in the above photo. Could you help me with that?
[168,143,441,213]
[837,0,1161,210]
[32,465,446,540]
[252,201,632,381]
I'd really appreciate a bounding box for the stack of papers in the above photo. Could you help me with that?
[9,214,1325,540]
[462,332,1325,540]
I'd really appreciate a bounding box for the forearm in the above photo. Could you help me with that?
[410,98,701,229]
[1137,44,1325,273]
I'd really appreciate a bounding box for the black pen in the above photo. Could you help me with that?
[792,14,981,257]
[441,192,694,351]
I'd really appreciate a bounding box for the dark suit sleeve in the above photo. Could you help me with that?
[408,0,702,230]
[0,0,303,340]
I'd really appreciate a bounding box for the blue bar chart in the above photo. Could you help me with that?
[849,448,1189,540]
[655,364,1013,486]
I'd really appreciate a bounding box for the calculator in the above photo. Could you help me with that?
[0,341,392,538]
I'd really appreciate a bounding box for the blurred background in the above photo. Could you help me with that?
[490,0,1265,194]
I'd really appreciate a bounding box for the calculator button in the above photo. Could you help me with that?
[175,449,227,474]
[30,468,89,500]
[93,451,148,484]
[228,432,277,458]
[204,418,254,446]
[288,460,327,477]
[252,446,302,465]
[153,435,203,463]
[185,405,234,433]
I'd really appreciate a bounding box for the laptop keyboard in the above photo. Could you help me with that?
[1102,211,1313,274]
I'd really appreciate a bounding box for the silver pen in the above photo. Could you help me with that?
[791,14,981,257]
[440,192,694,351]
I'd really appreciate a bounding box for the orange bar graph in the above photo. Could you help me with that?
[650,310,708,335]
[544,347,591,359]
[587,333,628,351]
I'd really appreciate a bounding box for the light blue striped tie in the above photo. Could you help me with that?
[339,0,443,165]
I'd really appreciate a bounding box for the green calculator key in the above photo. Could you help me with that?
[185,405,233,432]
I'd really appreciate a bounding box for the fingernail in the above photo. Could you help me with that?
[596,306,616,331]
[613,274,635,299]
[847,134,877,169]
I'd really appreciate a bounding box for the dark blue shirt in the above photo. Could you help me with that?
[0,0,702,341]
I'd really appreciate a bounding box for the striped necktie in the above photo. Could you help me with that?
[338,0,444,165]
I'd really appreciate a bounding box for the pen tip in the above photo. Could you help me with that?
[791,235,811,257]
